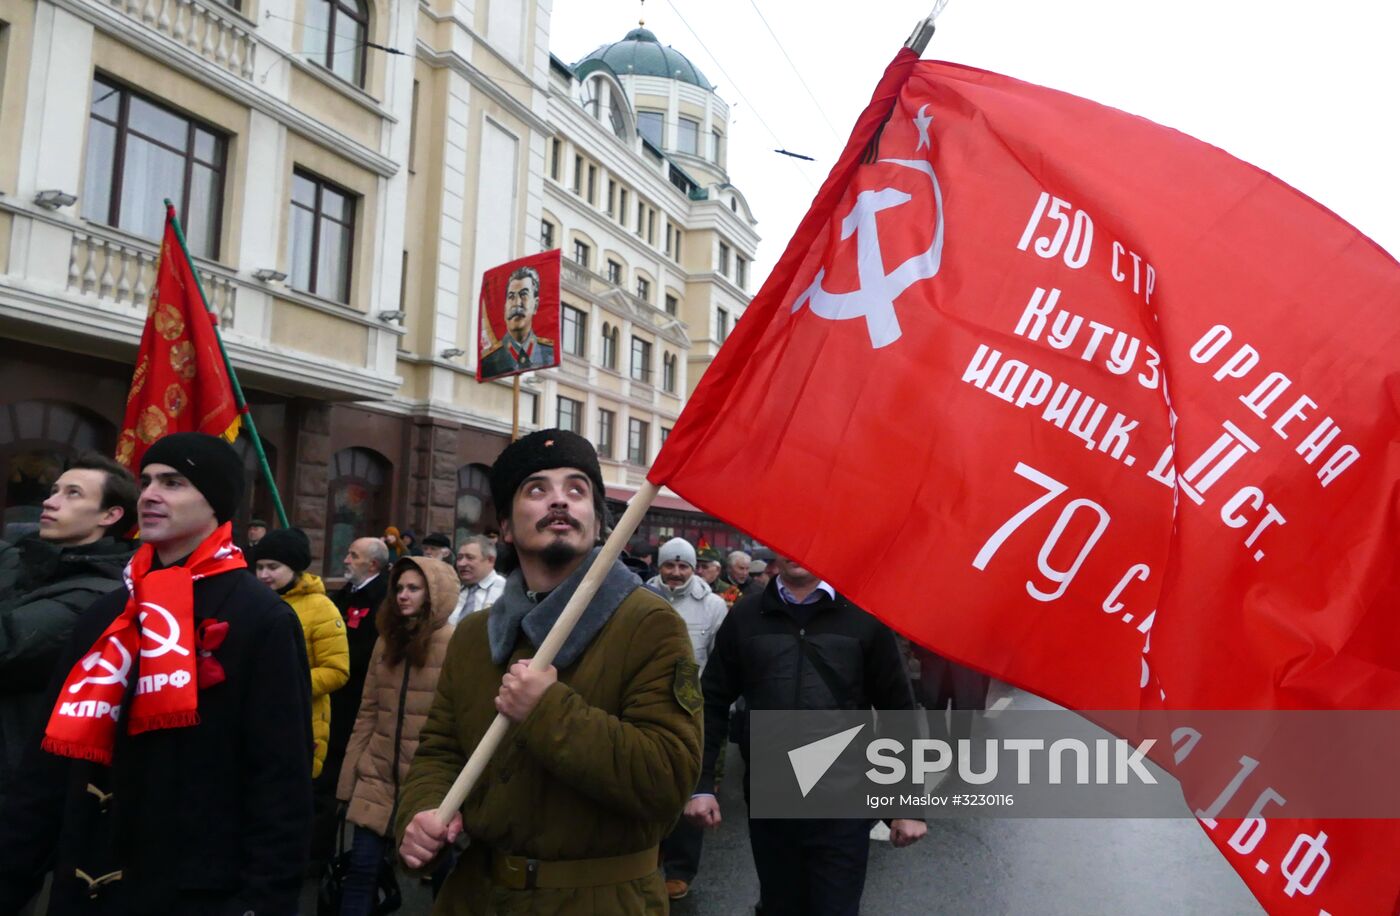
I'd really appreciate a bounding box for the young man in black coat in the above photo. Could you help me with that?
[0,432,313,915]
[685,556,926,916]
[0,453,137,800]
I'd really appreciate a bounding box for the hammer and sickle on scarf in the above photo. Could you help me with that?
[138,602,190,658]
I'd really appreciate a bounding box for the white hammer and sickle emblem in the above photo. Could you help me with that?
[792,110,946,349]
[138,602,188,658]
[69,637,132,693]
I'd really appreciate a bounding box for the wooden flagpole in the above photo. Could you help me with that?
[511,374,521,441]
[164,200,290,529]
[432,480,658,822]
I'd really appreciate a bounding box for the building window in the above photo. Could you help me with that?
[587,164,597,205]
[664,293,678,316]
[618,189,629,227]
[83,77,227,259]
[305,0,368,86]
[455,463,493,544]
[549,138,561,180]
[661,426,671,444]
[711,128,723,164]
[718,241,731,276]
[573,239,590,269]
[572,154,584,194]
[561,304,586,356]
[627,418,650,465]
[717,306,730,342]
[636,201,645,238]
[637,109,663,147]
[607,179,617,217]
[325,446,389,576]
[677,116,699,155]
[601,322,618,370]
[597,409,616,459]
[630,336,652,384]
[288,169,356,303]
[398,250,408,312]
[540,219,555,249]
[556,396,582,433]
[662,352,676,393]
[635,276,650,303]
[736,256,749,290]
[408,80,420,173]
[647,209,656,246]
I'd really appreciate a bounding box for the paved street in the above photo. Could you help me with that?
[308,690,1264,915]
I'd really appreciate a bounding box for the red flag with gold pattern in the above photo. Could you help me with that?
[117,205,240,470]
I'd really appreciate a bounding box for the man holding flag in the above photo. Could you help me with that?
[0,432,313,914]
[395,429,701,912]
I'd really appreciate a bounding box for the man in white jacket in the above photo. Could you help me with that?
[648,537,727,899]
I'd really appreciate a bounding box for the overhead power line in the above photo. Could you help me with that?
[661,0,815,188]
[744,0,841,140]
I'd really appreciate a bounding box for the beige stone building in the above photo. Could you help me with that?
[0,0,757,572]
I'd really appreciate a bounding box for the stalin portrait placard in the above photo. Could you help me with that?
[476,249,562,383]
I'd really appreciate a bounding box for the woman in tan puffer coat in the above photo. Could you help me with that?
[336,555,457,916]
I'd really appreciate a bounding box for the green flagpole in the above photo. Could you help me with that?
[163,199,290,529]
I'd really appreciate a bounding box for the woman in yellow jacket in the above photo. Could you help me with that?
[253,527,351,777]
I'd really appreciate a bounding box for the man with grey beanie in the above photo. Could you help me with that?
[648,536,727,900]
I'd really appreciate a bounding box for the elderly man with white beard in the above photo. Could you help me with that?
[647,537,727,901]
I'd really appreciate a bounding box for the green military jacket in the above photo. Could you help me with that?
[397,579,702,915]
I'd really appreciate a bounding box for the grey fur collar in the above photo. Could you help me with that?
[487,548,643,668]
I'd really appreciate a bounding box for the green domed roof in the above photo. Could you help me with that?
[574,27,714,90]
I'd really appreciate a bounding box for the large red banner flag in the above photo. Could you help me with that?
[116,205,240,471]
[649,50,1400,913]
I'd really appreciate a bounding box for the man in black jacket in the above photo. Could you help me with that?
[0,432,312,915]
[0,454,137,799]
[685,556,925,916]
[311,535,389,866]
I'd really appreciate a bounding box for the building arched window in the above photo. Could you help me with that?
[325,446,390,575]
[0,400,115,541]
[230,434,279,534]
[455,463,493,543]
[306,0,368,86]
[662,352,677,393]
[601,322,619,370]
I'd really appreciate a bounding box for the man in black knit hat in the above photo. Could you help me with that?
[397,429,702,913]
[0,432,313,915]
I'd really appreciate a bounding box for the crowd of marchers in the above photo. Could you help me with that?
[0,428,989,916]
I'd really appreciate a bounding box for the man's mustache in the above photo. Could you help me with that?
[507,306,529,319]
[537,511,581,532]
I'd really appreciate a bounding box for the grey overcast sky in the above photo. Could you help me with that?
[549,1,1400,283]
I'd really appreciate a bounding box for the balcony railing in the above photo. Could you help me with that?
[106,0,257,80]
[561,259,687,343]
[68,226,237,325]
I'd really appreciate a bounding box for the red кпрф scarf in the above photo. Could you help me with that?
[42,522,245,764]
